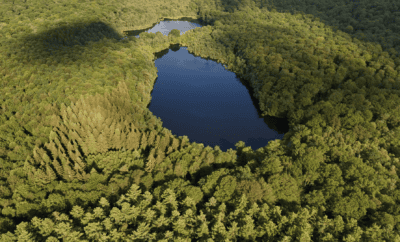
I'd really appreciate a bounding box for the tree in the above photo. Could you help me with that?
[168,29,181,39]
[140,132,148,152]
[147,130,157,147]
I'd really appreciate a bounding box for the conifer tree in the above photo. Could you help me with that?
[155,148,165,167]
[44,131,59,158]
[29,166,49,187]
[68,129,88,157]
[126,130,141,151]
[140,132,148,152]
[115,128,126,150]
[147,130,157,147]
[159,135,170,153]
[96,133,109,154]
[148,147,156,158]
[60,157,76,181]
[52,158,64,179]
[86,133,97,154]
[105,121,117,149]
[154,135,161,149]
[73,169,86,182]
[145,151,157,173]
[65,136,79,163]
[23,161,38,189]
[71,144,86,174]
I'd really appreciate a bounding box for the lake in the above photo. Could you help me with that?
[123,17,288,153]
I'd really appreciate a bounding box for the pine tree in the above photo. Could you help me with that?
[65,133,79,162]
[119,129,128,150]
[52,158,64,178]
[148,130,157,147]
[140,132,148,152]
[154,135,161,149]
[148,147,156,158]
[86,133,97,154]
[69,129,88,157]
[96,133,109,153]
[109,127,119,150]
[33,166,52,187]
[57,127,71,152]
[126,130,140,151]
[60,156,75,181]
[159,135,169,153]
[73,169,86,182]
[23,160,38,188]
[44,132,59,158]
[71,140,87,176]
[145,152,157,173]
[155,148,165,167]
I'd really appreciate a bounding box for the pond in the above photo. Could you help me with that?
[121,17,206,39]
[123,17,289,153]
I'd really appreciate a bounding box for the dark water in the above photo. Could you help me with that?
[123,18,289,153]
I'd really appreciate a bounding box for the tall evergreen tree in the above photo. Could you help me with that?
[125,130,141,151]
[154,135,161,149]
[147,130,157,147]
[145,151,157,173]
[140,132,148,152]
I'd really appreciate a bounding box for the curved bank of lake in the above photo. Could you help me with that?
[124,18,288,152]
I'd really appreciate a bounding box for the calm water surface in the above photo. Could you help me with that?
[124,18,288,153]
[122,17,206,39]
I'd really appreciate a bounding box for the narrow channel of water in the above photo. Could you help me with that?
[124,18,288,152]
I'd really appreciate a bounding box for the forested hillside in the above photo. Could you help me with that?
[1,0,400,241]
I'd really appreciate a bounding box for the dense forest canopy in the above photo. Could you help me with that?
[0,0,400,241]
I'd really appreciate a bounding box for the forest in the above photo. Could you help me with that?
[0,0,400,241]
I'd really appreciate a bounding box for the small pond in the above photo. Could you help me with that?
[123,17,289,153]
[122,17,206,38]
